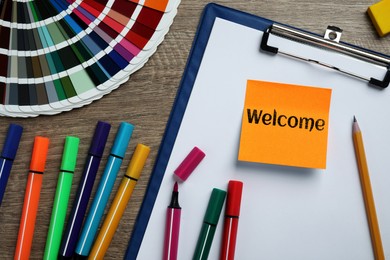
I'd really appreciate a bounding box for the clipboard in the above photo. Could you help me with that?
[125,3,390,259]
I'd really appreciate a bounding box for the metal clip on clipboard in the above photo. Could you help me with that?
[260,24,390,88]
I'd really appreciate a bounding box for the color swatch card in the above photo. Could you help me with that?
[239,80,332,169]
[0,0,181,117]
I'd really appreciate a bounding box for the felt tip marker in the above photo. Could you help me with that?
[220,180,243,260]
[43,136,80,260]
[75,122,134,258]
[59,121,111,259]
[88,144,150,260]
[14,136,50,260]
[0,123,23,206]
[163,182,181,260]
[193,188,226,260]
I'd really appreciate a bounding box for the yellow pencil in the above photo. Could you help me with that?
[352,117,384,260]
[88,144,150,259]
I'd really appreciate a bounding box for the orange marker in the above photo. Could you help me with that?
[14,136,49,260]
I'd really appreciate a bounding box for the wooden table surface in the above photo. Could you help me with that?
[1,1,389,259]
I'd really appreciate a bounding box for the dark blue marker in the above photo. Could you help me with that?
[59,121,111,259]
[0,124,23,206]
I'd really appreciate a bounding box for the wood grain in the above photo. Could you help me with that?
[0,1,389,259]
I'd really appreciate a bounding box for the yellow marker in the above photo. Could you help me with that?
[367,0,390,37]
[88,144,150,259]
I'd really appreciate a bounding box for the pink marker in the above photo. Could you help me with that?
[163,147,205,259]
[163,182,181,260]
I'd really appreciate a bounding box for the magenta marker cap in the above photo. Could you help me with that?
[174,146,205,182]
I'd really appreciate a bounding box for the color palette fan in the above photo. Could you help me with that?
[0,0,180,117]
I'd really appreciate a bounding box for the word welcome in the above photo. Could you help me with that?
[247,109,325,132]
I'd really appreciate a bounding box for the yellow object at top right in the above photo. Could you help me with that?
[368,0,390,37]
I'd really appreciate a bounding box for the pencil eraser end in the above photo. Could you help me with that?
[174,146,205,182]
[89,121,111,157]
[367,0,390,37]
[30,136,50,172]
[1,123,23,159]
[226,180,243,216]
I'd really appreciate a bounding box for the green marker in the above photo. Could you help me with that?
[193,188,226,260]
[44,136,80,260]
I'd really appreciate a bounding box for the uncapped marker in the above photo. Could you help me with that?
[163,182,181,260]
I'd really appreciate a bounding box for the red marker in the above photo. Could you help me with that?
[220,180,243,260]
[163,182,181,260]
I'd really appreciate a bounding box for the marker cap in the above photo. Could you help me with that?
[89,121,111,157]
[126,144,150,180]
[1,123,23,159]
[111,122,134,158]
[60,136,80,172]
[226,180,243,217]
[30,136,50,173]
[174,146,205,182]
[204,188,226,225]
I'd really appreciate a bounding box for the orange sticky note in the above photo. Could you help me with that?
[238,80,332,169]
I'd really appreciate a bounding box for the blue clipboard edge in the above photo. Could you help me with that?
[124,3,390,259]
[124,3,273,259]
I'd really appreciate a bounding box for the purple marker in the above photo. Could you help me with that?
[59,121,111,259]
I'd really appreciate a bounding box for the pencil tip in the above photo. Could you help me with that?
[353,116,360,132]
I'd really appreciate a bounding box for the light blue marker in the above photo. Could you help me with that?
[75,122,134,257]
